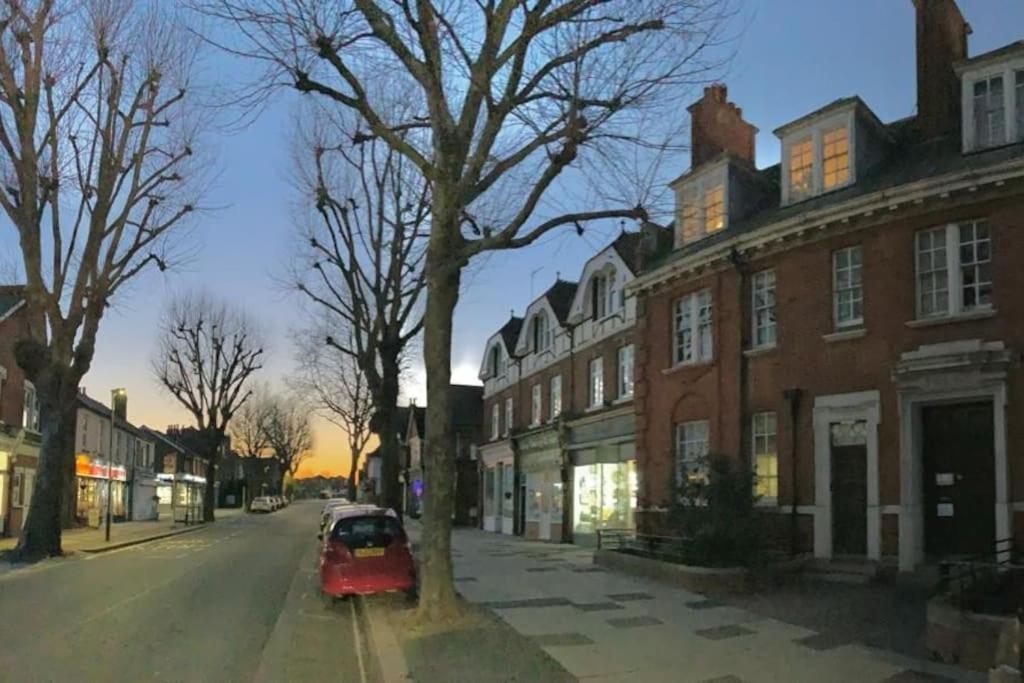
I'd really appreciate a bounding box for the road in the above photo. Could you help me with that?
[0,501,380,683]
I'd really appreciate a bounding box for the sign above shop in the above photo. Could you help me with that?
[75,454,126,482]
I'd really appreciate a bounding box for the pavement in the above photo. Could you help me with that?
[0,501,380,682]
[441,526,984,683]
[0,507,245,555]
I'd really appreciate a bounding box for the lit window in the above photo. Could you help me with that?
[549,375,562,419]
[673,290,713,365]
[973,76,1006,149]
[504,397,513,436]
[675,420,709,486]
[491,404,500,440]
[680,189,699,244]
[822,127,850,190]
[833,245,863,328]
[703,184,725,233]
[916,220,992,319]
[588,357,604,408]
[751,270,776,349]
[752,412,778,500]
[617,345,634,398]
[530,384,542,426]
[788,137,813,200]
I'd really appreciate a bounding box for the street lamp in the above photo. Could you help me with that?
[106,388,127,543]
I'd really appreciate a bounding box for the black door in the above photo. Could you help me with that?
[922,402,995,557]
[832,444,868,556]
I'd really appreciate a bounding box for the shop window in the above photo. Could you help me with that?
[572,460,637,536]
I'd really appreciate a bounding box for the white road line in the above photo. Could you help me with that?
[351,597,368,683]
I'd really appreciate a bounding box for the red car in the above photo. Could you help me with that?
[319,507,416,599]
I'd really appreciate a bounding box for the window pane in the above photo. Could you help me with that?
[916,227,948,318]
[975,76,1006,148]
[833,245,863,327]
[822,127,850,189]
[703,184,725,233]
[680,190,699,244]
[789,138,813,200]
[959,220,993,311]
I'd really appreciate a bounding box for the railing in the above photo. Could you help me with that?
[595,528,634,550]
[596,529,703,565]
[938,537,1021,611]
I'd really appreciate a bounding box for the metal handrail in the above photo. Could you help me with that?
[937,537,1019,610]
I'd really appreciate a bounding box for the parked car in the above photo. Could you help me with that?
[319,499,357,533]
[272,496,283,510]
[250,497,274,513]
[318,507,416,600]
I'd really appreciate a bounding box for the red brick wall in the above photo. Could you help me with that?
[0,303,30,428]
[636,191,1024,533]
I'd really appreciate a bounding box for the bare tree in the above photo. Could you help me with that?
[290,104,428,514]
[155,293,264,521]
[2,1,208,560]
[265,396,314,493]
[229,385,275,504]
[205,0,733,620]
[292,329,374,501]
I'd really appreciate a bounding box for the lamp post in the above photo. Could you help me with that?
[106,388,127,542]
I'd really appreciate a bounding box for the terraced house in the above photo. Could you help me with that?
[478,231,665,544]
[631,0,1024,572]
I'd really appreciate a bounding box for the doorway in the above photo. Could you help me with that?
[831,421,867,556]
[922,402,995,557]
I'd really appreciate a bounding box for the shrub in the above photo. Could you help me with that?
[668,455,766,567]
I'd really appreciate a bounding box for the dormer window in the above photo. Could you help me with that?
[788,138,813,201]
[780,120,853,204]
[530,312,551,353]
[822,127,850,190]
[703,184,725,232]
[673,164,728,247]
[590,271,617,320]
[973,75,1005,148]
[488,345,504,378]
[959,50,1024,152]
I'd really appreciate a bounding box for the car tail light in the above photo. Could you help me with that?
[325,538,353,563]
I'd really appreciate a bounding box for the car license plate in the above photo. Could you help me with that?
[355,547,385,558]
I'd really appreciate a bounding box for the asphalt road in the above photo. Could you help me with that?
[0,501,379,683]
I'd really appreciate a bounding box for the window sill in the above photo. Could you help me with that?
[584,405,604,414]
[661,359,713,376]
[613,395,634,405]
[823,328,866,343]
[743,345,777,358]
[906,308,996,329]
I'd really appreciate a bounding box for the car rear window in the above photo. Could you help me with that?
[331,515,405,548]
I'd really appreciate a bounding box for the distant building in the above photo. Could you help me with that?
[141,427,208,523]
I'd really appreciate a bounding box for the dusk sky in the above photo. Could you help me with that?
[24,0,1020,478]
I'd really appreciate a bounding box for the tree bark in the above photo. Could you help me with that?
[13,367,80,561]
[347,455,359,501]
[375,355,403,514]
[203,455,217,522]
[417,217,463,621]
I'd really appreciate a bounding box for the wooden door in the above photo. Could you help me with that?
[922,402,995,557]
[831,443,868,556]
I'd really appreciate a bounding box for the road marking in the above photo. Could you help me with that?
[351,597,368,683]
[297,609,335,621]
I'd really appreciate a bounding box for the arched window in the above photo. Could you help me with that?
[590,269,618,319]
[531,312,550,352]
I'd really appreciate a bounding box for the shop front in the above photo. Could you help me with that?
[156,473,205,524]
[131,471,158,521]
[519,428,564,542]
[480,440,514,535]
[566,409,637,546]
[75,454,127,527]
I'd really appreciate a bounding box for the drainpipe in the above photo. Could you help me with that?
[783,388,803,558]
[560,318,582,544]
[727,247,748,468]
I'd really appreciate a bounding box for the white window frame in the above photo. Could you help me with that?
[961,57,1024,152]
[751,270,776,349]
[672,163,729,247]
[833,245,864,329]
[549,375,562,419]
[752,412,778,503]
[780,111,856,206]
[503,397,513,436]
[675,420,709,486]
[491,403,500,441]
[617,344,634,399]
[915,220,993,320]
[23,380,39,433]
[588,357,604,408]
[530,383,542,426]
[672,289,713,366]
[531,312,551,353]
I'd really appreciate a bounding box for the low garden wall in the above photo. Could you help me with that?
[593,548,753,595]
[925,595,1015,672]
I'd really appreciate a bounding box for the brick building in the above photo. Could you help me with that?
[632,0,1024,572]
[478,231,665,544]
[0,286,40,537]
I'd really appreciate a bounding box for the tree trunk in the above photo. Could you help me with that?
[376,358,403,514]
[347,453,359,501]
[13,371,79,561]
[61,406,78,530]
[417,242,463,621]
[203,456,217,522]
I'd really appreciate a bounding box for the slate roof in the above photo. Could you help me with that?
[498,315,523,352]
[649,129,1024,274]
[543,279,578,325]
[77,392,144,437]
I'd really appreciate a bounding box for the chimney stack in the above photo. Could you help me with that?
[913,0,970,139]
[687,84,757,169]
[113,391,127,421]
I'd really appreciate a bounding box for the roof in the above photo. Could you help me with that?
[646,128,1024,275]
[543,279,578,325]
[450,384,483,428]
[498,315,523,352]
[956,40,1024,72]
[772,96,886,138]
[139,426,190,454]
[77,393,144,437]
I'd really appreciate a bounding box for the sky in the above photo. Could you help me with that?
[13,0,1022,479]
